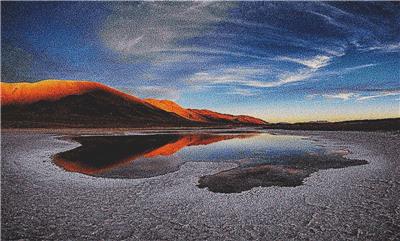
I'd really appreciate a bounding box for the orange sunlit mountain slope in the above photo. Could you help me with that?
[145,98,209,122]
[1,80,146,105]
[189,109,267,125]
[145,99,267,125]
[1,80,267,128]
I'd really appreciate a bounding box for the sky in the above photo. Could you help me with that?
[1,1,399,123]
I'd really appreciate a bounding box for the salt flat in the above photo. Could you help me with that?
[1,130,399,240]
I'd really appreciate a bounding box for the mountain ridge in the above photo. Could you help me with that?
[144,98,266,125]
[1,80,267,128]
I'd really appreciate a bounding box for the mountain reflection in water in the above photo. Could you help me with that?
[53,132,367,193]
[53,133,255,178]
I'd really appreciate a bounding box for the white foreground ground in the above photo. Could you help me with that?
[1,130,399,240]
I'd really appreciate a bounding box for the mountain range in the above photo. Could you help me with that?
[1,80,267,128]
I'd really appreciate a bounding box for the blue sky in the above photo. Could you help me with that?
[2,2,399,122]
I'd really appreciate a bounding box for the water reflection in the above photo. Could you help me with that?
[53,132,367,193]
[53,133,256,178]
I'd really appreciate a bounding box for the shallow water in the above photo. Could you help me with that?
[54,132,367,193]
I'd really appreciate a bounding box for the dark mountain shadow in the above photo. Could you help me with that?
[2,90,194,128]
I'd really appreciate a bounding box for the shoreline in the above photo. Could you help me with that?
[2,117,398,133]
[0,126,265,135]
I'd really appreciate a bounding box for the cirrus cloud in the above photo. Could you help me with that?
[100,2,235,58]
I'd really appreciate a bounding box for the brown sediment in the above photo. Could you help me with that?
[197,152,368,193]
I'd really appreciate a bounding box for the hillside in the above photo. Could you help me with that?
[1,80,267,128]
[145,99,267,125]
[264,118,400,131]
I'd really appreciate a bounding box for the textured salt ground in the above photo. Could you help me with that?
[1,130,399,240]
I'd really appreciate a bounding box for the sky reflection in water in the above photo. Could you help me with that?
[54,132,366,193]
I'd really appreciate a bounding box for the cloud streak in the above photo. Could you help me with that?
[323,93,359,100]
[310,90,400,102]
[276,55,333,69]
[101,2,235,57]
[187,54,337,89]
[357,91,400,101]
[187,66,318,89]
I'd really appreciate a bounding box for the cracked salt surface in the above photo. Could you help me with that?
[1,130,399,240]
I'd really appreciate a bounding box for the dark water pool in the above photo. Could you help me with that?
[53,132,367,193]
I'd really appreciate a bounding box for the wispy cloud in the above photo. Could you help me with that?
[257,54,340,88]
[227,88,260,96]
[101,2,235,57]
[188,63,322,89]
[277,55,332,69]
[361,43,400,53]
[323,93,359,100]
[248,70,315,88]
[357,90,400,101]
[99,1,398,97]
[343,63,378,72]
[150,47,272,62]
[307,63,379,80]
[250,54,338,88]
[188,67,271,85]
[310,90,400,102]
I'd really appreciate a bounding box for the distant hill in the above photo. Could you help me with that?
[264,118,400,131]
[146,99,267,125]
[144,98,209,123]
[1,80,267,128]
